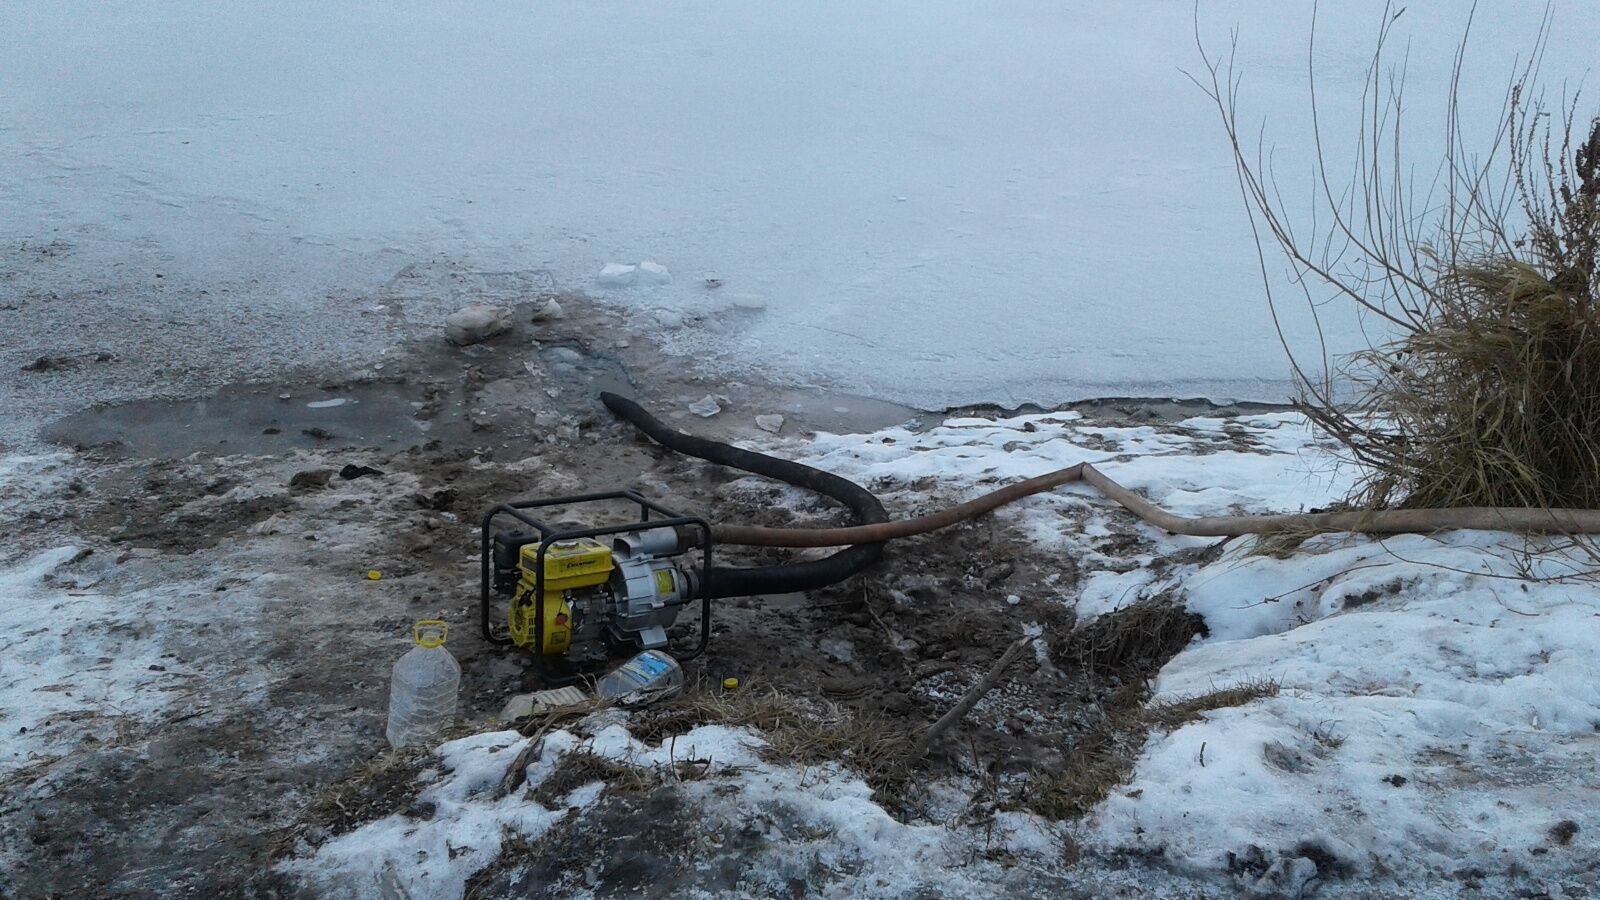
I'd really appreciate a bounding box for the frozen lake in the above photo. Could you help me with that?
[3,1,1593,408]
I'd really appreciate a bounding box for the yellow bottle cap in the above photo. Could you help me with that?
[366,569,382,580]
[414,620,448,648]
[722,677,739,690]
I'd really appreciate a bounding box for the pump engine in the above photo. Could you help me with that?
[480,491,712,678]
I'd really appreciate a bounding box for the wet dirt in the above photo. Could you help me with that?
[41,291,923,462]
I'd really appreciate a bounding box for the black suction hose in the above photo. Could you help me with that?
[599,392,887,598]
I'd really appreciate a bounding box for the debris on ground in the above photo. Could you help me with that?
[289,468,334,491]
[499,686,590,723]
[338,464,384,480]
[688,394,722,417]
[530,298,564,321]
[444,303,513,345]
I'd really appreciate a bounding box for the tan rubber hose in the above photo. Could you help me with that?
[710,462,1600,547]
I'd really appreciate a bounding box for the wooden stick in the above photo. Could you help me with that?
[496,724,552,799]
[912,634,1037,759]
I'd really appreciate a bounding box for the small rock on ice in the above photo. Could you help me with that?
[755,414,785,434]
[688,395,722,418]
[530,299,565,321]
[596,263,636,287]
[636,261,671,285]
[444,304,513,345]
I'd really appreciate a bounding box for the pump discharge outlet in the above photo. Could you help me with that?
[386,620,460,748]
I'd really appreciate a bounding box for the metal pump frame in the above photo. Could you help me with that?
[479,490,713,684]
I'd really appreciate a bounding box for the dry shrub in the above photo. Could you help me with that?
[1198,5,1600,513]
[1340,249,1600,509]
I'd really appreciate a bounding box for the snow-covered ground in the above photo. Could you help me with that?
[260,409,1600,897]
[5,2,1594,407]
[1099,530,1600,893]
[806,410,1600,893]
[286,722,1078,899]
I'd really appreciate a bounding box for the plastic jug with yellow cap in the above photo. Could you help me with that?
[385,620,460,748]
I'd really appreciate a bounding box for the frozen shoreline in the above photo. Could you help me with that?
[7,2,1595,411]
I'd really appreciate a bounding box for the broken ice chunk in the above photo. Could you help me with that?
[636,261,671,285]
[596,263,637,287]
[688,395,722,417]
[444,303,513,345]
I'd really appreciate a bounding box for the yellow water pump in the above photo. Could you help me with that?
[481,491,710,674]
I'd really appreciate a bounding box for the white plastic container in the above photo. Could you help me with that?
[595,649,684,704]
[386,620,460,748]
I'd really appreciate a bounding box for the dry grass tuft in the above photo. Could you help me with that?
[1324,253,1600,512]
[1058,598,1207,678]
[1141,678,1281,731]
[527,750,638,806]
[284,721,481,846]
[628,685,814,743]
[528,749,711,807]
[1022,722,1138,821]
[632,684,917,797]
[761,703,917,788]
[1247,527,1324,559]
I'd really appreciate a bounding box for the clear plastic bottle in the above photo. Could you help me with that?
[595,649,684,704]
[386,620,460,748]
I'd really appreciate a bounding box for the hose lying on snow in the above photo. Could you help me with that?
[715,463,1600,546]
[599,392,888,597]
[604,393,1600,548]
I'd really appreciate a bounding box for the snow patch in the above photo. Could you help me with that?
[288,717,1074,898]
[1093,532,1600,886]
[0,546,183,774]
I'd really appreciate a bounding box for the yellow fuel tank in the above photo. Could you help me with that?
[508,538,613,654]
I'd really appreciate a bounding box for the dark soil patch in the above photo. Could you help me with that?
[465,788,826,899]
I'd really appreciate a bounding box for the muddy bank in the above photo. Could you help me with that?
[0,286,1303,898]
[0,342,1256,899]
